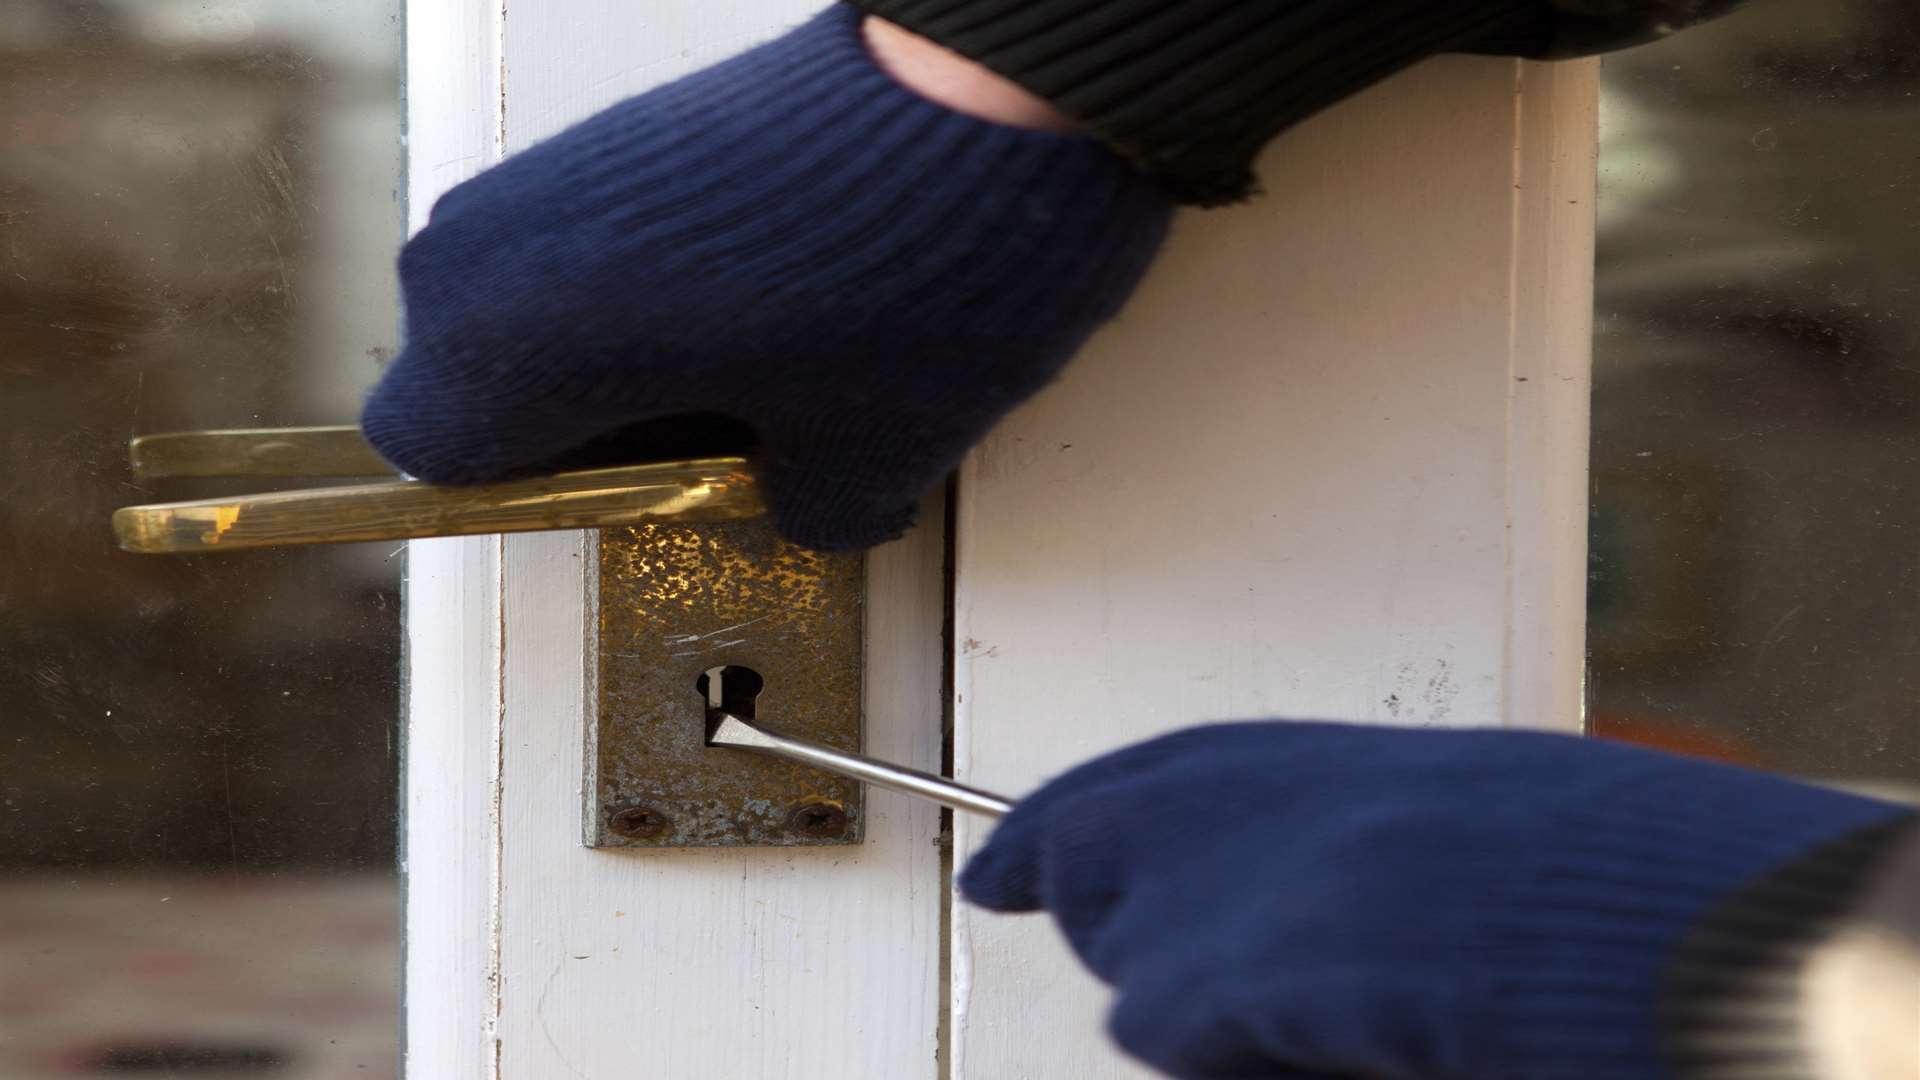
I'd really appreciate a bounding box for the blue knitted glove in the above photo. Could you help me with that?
[361,6,1171,551]
[961,722,1912,1080]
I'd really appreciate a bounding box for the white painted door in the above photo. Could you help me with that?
[400,2,1598,1076]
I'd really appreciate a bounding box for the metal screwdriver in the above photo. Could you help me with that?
[706,713,1014,818]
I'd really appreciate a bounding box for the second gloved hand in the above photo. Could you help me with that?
[961,722,1913,1080]
[362,6,1171,552]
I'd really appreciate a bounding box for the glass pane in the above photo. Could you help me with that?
[1592,0,1920,781]
[0,2,403,1076]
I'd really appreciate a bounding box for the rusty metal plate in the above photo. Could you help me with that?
[586,519,864,847]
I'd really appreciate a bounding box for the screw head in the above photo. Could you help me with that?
[608,804,672,839]
[786,801,848,838]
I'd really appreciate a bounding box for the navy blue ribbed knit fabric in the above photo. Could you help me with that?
[361,5,1171,550]
[961,722,1913,1080]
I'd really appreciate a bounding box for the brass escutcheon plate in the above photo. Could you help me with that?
[587,519,864,847]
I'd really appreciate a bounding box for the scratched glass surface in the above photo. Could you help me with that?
[1591,0,1920,781]
[0,3,403,1076]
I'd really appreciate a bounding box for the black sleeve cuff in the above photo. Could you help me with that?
[844,0,1748,205]
[1535,0,1750,59]
[1660,813,1920,1080]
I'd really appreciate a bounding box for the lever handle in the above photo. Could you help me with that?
[114,428,765,554]
[129,426,393,479]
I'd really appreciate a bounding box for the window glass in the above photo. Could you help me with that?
[1592,0,1920,781]
[0,2,403,1075]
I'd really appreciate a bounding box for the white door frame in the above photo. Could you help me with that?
[402,11,948,1076]
[400,2,1599,1075]
[400,2,508,1072]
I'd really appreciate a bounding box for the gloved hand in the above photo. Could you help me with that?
[361,5,1171,551]
[961,722,1912,1080]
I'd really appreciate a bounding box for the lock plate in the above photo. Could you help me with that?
[586,520,864,847]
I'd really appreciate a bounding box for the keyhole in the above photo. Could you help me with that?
[697,665,764,721]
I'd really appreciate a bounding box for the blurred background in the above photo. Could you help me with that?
[0,1,402,1076]
[1589,0,1920,782]
[1,0,1916,1075]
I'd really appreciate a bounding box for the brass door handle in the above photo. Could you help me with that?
[129,426,396,479]
[113,426,764,554]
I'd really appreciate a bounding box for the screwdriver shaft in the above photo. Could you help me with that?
[707,713,1014,818]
